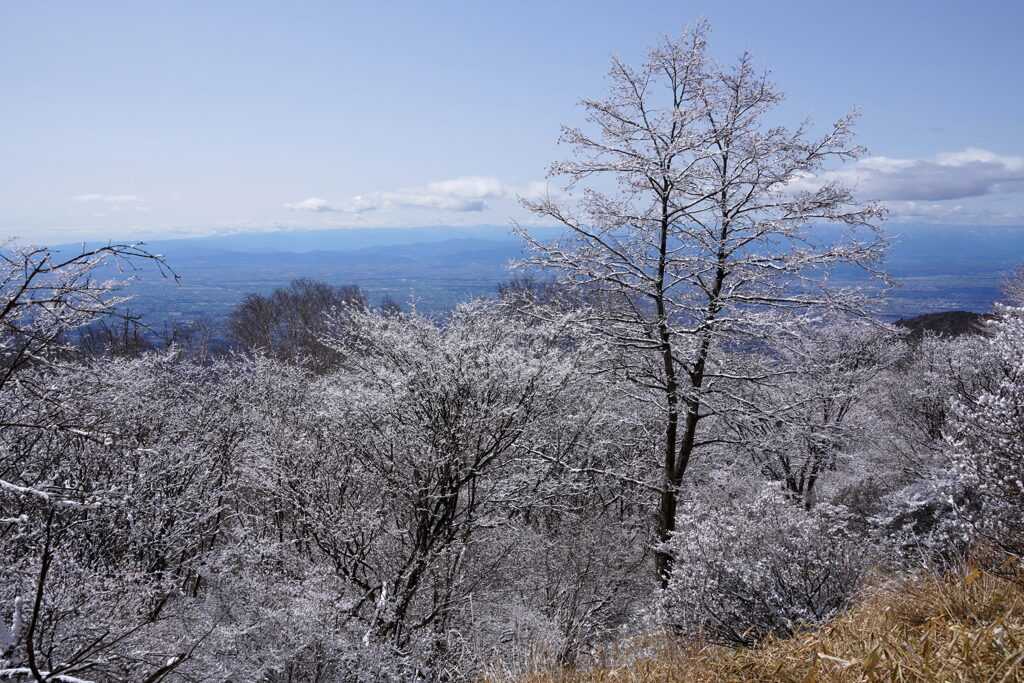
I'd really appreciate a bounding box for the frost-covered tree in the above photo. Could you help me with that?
[0,239,170,390]
[0,238,174,526]
[663,485,871,646]
[1,290,655,678]
[1000,264,1024,306]
[867,325,1010,560]
[252,301,640,670]
[517,21,888,583]
[725,322,902,509]
[949,306,1024,561]
[0,353,249,680]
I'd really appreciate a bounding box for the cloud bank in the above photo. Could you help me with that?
[285,176,547,214]
[804,148,1024,202]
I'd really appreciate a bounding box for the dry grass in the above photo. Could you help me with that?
[502,560,1024,682]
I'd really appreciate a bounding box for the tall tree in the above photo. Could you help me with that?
[517,21,889,584]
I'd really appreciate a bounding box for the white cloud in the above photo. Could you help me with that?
[284,176,547,214]
[884,200,1024,224]
[885,201,967,219]
[344,192,486,213]
[934,148,1024,170]
[283,197,339,212]
[70,193,145,203]
[800,148,1024,201]
[422,176,506,199]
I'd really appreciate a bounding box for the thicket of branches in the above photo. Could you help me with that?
[3,23,1024,682]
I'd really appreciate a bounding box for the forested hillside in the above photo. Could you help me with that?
[3,23,1024,683]
[3,238,1023,681]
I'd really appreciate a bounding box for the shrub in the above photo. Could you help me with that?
[663,486,872,646]
[949,306,1024,562]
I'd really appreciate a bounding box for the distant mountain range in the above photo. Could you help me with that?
[124,225,553,256]
[64,222,1024,329]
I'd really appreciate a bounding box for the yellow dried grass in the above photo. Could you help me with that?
[501,560,1024,682]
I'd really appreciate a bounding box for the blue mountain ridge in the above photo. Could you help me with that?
[60,223,1024,326]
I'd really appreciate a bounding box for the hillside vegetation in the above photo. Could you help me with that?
[512,560,1024,681]
[4,23,1024,682]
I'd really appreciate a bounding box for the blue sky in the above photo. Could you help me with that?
[2,0,1023,243]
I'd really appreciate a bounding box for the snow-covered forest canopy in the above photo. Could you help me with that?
[3,24,1024,682]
